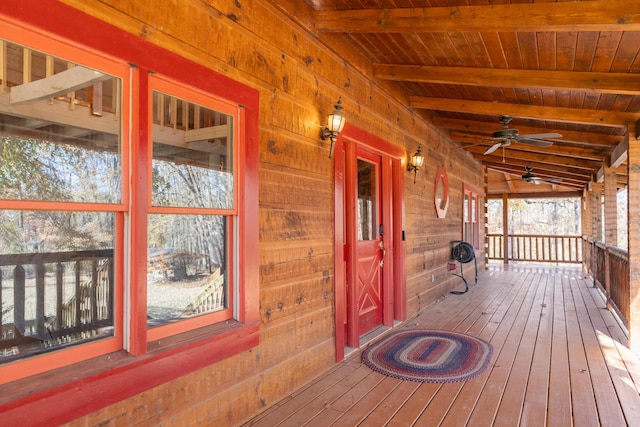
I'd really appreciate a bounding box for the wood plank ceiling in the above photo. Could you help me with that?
[302,0,640,196]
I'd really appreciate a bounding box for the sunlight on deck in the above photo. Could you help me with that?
[244,265,640,427]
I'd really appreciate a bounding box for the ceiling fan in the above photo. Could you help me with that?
[484,115,562,155]
[504,166,562,185]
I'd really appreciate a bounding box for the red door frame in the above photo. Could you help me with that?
[333,124,406,361]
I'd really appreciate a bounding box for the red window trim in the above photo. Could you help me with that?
[0,1,260,424]
[144,75,239,342]
[1,322,259,426]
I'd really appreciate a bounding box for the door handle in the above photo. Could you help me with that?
[379,240,386,268]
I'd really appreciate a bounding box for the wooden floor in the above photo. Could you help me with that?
[243,265,640,427]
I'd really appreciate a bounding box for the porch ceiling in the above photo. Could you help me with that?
[300,0,640,196]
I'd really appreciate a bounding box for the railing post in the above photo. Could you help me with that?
[14,264,25,336]
[56,262,64,331]
[605,246,612,310]
[36,263,46,338]
[75,261,82,330]
[91,260,98,323]
[502,194,509,265]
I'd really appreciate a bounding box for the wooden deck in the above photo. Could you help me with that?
[243,265,640,426]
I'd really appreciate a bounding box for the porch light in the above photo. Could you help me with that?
[320,97,346,158]
[407,145,425,183]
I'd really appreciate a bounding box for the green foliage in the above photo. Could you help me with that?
[0,136,67,201]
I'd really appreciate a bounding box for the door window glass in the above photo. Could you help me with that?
[357,159,378,241]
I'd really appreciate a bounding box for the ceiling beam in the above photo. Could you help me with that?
[10,66,110,105]
[486,191,584,200]
[610,134,628,169]
[314,1,640,33]
[451,132,607,160]
[433,117,622,148]
[486,164,587,187]
[0,91,118,135]
[374,65,640,95]
[502,172,517,193]
[410,97,639,127]
[486,162,592,181]
[487,169,585,189]
[434,117,622,147]
[465,145,602,169]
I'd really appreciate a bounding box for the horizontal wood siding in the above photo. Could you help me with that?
[19,0,486,425]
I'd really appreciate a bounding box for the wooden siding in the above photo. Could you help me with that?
[0,0,484,425]
[244,265,640,427]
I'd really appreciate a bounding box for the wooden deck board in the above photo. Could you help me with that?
[492,272,551,426]
[439,269,533,426]
[573,275,629,427]
[547,272,573,426]
[357,380,421,426]
[242,265,640,427]
[519,272,553,427]
[576,275,640,426]
[301,371,386,426]
[465,270,546,425]
[325,376,401,426]
[562,274,599,427]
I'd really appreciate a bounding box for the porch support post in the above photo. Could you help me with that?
[502,193,509,265]
[603,165,618,246]
[603,164,617,303]
[590,182,603,241]
[581,188,591,276]
[629,122,640,353]
[582,187,591,241]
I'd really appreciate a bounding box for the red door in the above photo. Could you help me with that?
[355,151,384,335]
[333,126,407,360]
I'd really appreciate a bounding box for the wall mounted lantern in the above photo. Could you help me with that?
[320,97,346,158]
[407,145,425,183]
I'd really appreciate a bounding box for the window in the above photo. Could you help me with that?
[0,17,258,385]
[357,158,378,241]
[146,78,239,341]
[0,37,128,377]
[463,184,480,249]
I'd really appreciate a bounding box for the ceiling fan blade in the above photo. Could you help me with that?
[519,132,562,139]
[484,142,503,155]
[517,138,554,147]
[454,142,485,150]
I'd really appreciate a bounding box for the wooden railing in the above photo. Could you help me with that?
[1,249,113,356]
[487,234,582,264]
[583,237,629,328]
[182,268,225,317]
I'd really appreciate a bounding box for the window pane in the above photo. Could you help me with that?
[147,214,228,326]
[0,41,122,203]
[0,210,115,363]
[471,197,477,223]
[151,91,234,209]
[464,194,470,222]
[357,159,377,241]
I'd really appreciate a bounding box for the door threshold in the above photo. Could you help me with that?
[361,320,403,346]
[343,321,403,359]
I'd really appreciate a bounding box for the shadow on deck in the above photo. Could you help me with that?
[244,264,640,427]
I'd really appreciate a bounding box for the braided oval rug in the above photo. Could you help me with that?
[362,329,493,383]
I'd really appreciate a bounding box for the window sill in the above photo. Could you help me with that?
[0,320,259,426]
